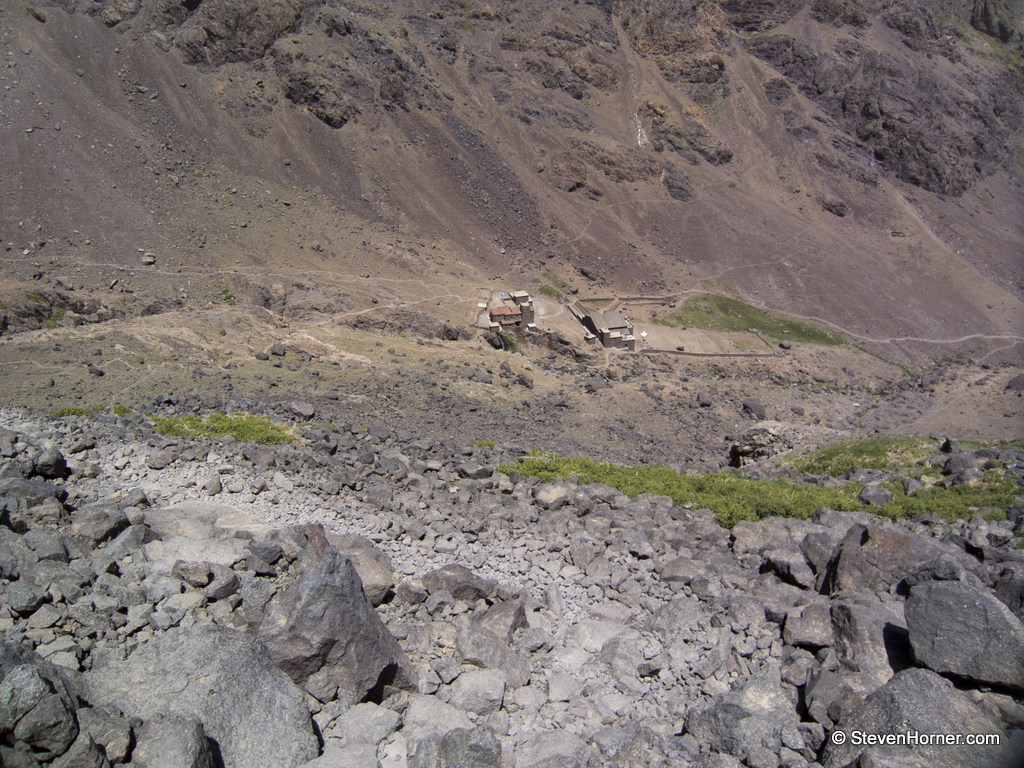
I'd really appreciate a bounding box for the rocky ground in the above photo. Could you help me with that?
[1,403,1023,767]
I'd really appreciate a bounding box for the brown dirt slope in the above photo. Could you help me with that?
[0,0,1022,362]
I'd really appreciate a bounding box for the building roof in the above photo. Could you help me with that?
[592,311,631,332]
[490,306,521,317]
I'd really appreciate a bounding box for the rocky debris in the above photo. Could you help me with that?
[0,405,1021,767]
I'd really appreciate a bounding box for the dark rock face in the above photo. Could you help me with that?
[821,667,1021,768]
[0,638,80,764]
[258,546,411,703]
[822,525,980,595]
[905,580,1024,690]
[83,625,319,768]
[746,21,1022,196]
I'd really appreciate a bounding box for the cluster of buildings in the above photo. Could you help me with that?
[485,291,536,330]
[482,290,635,351]
[569,300,636,350]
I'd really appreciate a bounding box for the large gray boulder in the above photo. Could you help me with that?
[822,668,1020,768]
[822,525,981,595]
[258,546,411,704]
[905,580,1024,690]
[831,598,911,695]
[83,625,318,768]
[0,638,80,765]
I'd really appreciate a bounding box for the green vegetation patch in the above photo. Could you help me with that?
[25,293,48,305]
[655,294,844,345]
[498,454,862,528]
[51,406,96,418]
[794,436,935,477]
[499,453,1019,528]
[474,440,496,449]
[876,474,1018,522]
[43,307,66,329]
[536,284,563,301]
[150,413,292,445]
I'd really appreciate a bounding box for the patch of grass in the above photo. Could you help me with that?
[794,436,935,477]
[536,284,564,301]
[872,473,1017,523]
[1015,145,1024,170]
[51,406,95,418]
[150,413,292,445]
[474,439,496,449]
[213,284,236,306]
[0,302,7,311]
[112,404,132,416]
[499,452,1020,528]
[499,332,519,353]
[498,454,863,528]
[43,307,66,329]
[655,293,844,345]
[25,293,48,305]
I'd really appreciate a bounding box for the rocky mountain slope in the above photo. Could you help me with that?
[0,0,1022,361]
[1,405,1023,767]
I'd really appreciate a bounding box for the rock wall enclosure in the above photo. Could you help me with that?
[1,405,1023,767]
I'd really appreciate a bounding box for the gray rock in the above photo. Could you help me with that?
[132,715,217,768]
[422,564,497,602]
[457,461,493,480]
[764,548,816,589]
[471,598,527,642]
[684,664,798,757]
[457,622,531,688]
[804,668,862,730]
[76,707,132,764]
[906,580,1024,690]
[289,401,315,420]
[0,638,80,762]
[741,398,766,420]
[533,481,573,510]
[859,486,893,506]
[70,503,130,544]
[146,447,178,470]
[50,731,110,768]
[412,726,502,768]
[258,547,411,703]
[447,669,506,715]
[515,729,585,768]
[821,668,1020,768]
[330,702,401,745]
[822,525,980,595]
[83,625,318,768]
[783,597,833,648]
[270,343,286,356]
[34,447,68,479]
[831,599,911,695]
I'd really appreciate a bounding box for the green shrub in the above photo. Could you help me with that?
[112,404,132,416]
[498,454,861,528]
[51,406,95,418]
[794,436,934,477]
[474,440,496,449]
[150,413,292,445]
[498,452,1017,528]
[43,307,66,329]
